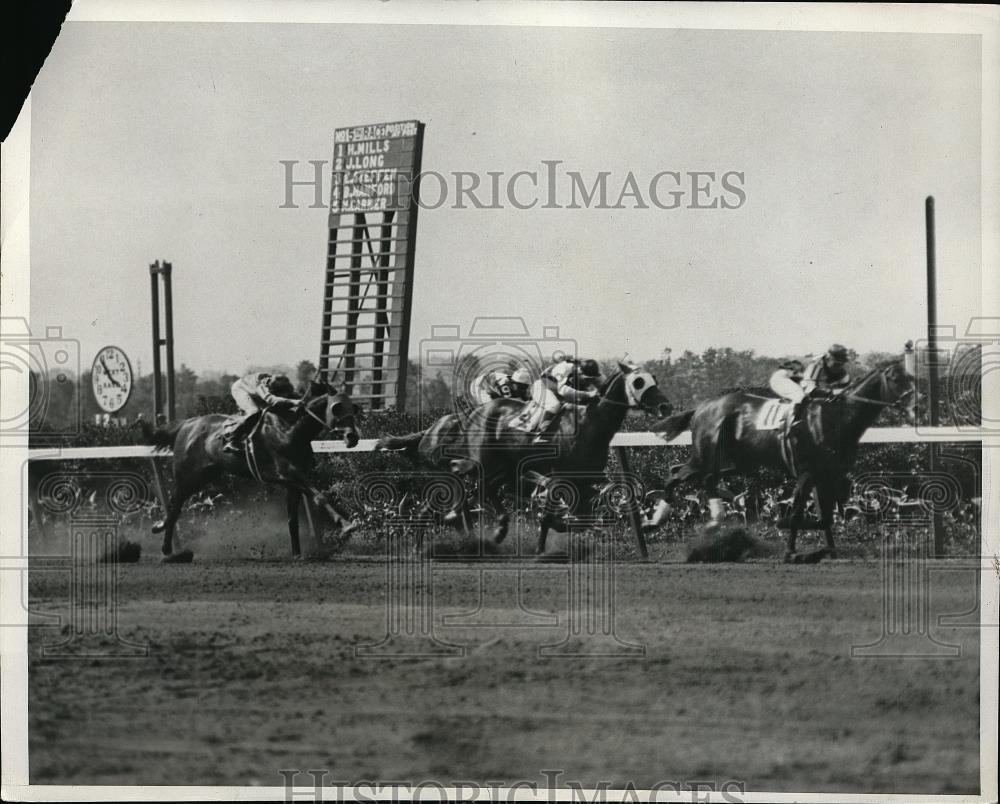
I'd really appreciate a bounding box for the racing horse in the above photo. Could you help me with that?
[140,382,361,559]
[648,356,916,561]
[376,363,672,553]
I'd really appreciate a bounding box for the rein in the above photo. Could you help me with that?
[301,394,356,434]
[302,402,327,428]
[835,365,913,412]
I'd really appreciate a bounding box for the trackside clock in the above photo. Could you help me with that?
[91,345,134,413]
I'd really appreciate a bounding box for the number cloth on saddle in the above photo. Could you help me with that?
[752,398,795,431]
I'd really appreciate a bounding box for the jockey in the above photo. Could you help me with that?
[531,357,604,443]
[768,359,807,404]
[767,345,850,430]
[223,372,302,453]
[802,343,852,397]
[473,367,533,404]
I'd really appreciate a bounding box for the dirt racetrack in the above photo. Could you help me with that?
[28,553,980,794]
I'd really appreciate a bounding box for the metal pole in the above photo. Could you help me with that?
[162,262,176,421]
[395,122,424,411]
[149,262,162,420]
[925,196,944,557]
[614,446,648,560]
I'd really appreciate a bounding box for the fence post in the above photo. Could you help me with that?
[614,446,648,560]
[148,458,169,512]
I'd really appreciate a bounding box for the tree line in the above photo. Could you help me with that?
[29,343,981,432]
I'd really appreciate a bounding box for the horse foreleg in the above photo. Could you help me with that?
[154,486,192,557]
[481,474,511,544]
[645,462,699,531]
[784,473,814,562]
[286,488,303,558]
[816,480,838,559]
[311,487,358,541]
[703,474,726,534]
[536,483,564,555]
[281,463,358,542]
[537,513,551,555]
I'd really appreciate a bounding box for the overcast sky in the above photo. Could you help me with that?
[29,22,982,375]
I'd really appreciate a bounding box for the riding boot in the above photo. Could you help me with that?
[223,411,259,453]
[790,400,806,429]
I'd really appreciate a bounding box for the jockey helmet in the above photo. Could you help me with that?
[511,368,532,386]
[826,344,849,363]
[579,359,601,378]
[269,374,296,397]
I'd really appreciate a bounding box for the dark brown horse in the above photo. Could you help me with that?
[648,358,916,561]
[377,364,672,552]
[140,382,361,559]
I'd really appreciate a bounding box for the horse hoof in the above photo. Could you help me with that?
[161,549,194,564]
[443,510,460,526]
[339,520,359,538]
[152,521,165,534]
[783,552,797,564]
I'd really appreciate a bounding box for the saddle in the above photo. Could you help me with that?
[753,398,795,431]
[733,398,799,475]
[507,402,587,435]
[220,413,248,438]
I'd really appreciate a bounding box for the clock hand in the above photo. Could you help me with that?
[100,356,123,389]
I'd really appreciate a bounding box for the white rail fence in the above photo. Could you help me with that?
[24,426,985,462]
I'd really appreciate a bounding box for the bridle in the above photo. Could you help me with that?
[300,393,355,433]
[593,370,660,410]
[837,364,914,414]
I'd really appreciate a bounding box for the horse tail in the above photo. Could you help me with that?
[139,417,184,452]
[652,408,695,442]
[375,430,425,460]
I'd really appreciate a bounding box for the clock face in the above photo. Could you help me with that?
[91,346,133,413]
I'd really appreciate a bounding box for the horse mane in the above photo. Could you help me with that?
[843,359,901,393]
[599,368,621,393]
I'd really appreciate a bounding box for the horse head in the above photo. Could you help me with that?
[325,388,361,448]
[884,358,917,424]
[299,381,361,448]
[601,361,672,418]
[842,357,917,424]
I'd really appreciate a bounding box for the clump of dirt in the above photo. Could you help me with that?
[535,532,600,563]
[686,526,766,563]
[98,540,142,563]
[161,549,194,564]
[420,531,513,560]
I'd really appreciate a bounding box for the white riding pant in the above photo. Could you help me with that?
[231,381,262,415]
[531,379,562,415]
[769,373,805,404]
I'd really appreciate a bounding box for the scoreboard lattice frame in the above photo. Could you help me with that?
[318,121,424,410]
